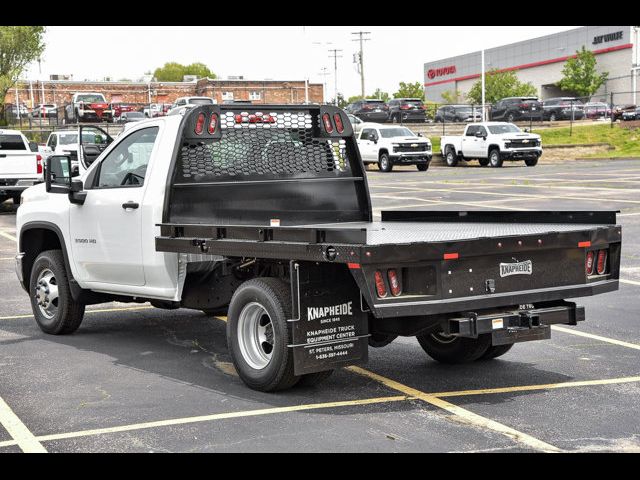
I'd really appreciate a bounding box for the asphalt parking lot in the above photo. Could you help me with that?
[1,159,640,453]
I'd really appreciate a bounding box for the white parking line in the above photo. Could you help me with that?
[552,325,640,351]
[0,396,47,453]
[0,231,17,242]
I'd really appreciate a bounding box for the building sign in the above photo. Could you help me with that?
[427,65,457,79]
[592,31,623,45]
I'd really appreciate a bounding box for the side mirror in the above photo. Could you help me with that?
[417,132,424,137]
[475,132,484,138]
[46,155,72,193]
[28,141,38,152]
[524,128,530,132]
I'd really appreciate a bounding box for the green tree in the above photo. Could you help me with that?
[557,46,608,98]
[0,26,46,112]
[440,89,464,104]
[153,62,216,82]
[466,69,537,105]
[347,95,364,104]
[393,81,424,100]
[367,88,390,102]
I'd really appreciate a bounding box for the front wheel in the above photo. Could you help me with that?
[227,277,299,392]
[525,156,539,167]
[378,153,393,172]
[30,250,85,335]
[416,332,491,364]
[489,149,503,168]
[507,113,515,123]
[416,163,429,172]
[445,147,458,167]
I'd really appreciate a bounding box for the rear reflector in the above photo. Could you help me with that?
[322,113,334,133]
[374,270,387,298]
[585,251,595,276]
[194,113,205,135]
[36,154,43,175]
[333,113,344,134]
[596,250,608,275]
[208,113,218,134]
[578,241,591,248]
[387,269,401,296]
[443,253,459,260]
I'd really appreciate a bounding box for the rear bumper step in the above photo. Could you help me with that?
[446,302,585,345]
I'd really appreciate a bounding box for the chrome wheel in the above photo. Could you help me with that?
[35,268,59,319]
[237,302,274,370]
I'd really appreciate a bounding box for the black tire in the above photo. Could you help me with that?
[416,332,492,364]
[489,148,503,168]
[507,113,515,123]
[378,152,393,172]
[29,250,85,335]
[445,147,458,167]
[416,163,429,172]
[297,369,334,387]
[368,333,397,348]
[227,277,299,392]
[525,156,538,167]
[549,112,557,122]
[391,114,399,124]
[478,158,490,167]
[0,195,8,204]
[11,195,21,205]
[480,344,514,360]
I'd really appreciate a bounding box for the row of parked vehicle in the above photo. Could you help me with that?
[344,96,640,124]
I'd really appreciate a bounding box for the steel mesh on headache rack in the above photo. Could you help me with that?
[178,110,350,180]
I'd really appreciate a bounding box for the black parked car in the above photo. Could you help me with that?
[386,98,427,123]
[490,97,543,122]
[542,97,585,121]
[622,106,640,121]
[434,105,482,123]
[345,99,389,122]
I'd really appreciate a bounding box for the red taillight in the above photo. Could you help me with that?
[322,113,334,133]
[208,113,218,134]
[400,105,411,110]
[333,113,344,134]
[374,270,387,298]
[387,269,401,297]
[596,250,608,275]
[36,154,43,175]
[585,251,595,276]
[362,105,373,111]
[194,113,205,135]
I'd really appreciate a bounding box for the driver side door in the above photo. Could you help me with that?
[69,126,159,286]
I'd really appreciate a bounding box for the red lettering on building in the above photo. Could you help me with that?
[427,66,457,79]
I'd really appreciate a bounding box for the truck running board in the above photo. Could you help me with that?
[446,301,585,345]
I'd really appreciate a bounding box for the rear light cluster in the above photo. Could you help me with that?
[585,249,608,276]
[195,112,219,135]
[36,154,43,175]
[321,112,345,134]
[374,269,402,298]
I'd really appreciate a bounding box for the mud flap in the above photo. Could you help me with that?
[288,261,369,375]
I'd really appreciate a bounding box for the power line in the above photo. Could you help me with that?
[328,49,343,105]
[351,31,371,98]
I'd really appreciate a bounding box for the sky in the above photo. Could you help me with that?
[25,26,580,100]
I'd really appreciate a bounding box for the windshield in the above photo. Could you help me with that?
[487,124,521,134]
[127,112,145,118]
[77,94,106,103]
[58,133,78,145]
[189,98,214,105]
[379,127,415,138]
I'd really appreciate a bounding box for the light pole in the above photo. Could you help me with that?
[481,49,486,121]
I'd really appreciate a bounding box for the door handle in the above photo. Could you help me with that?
[122,201,139,210]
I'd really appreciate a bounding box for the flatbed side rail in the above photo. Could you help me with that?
[381,210,619,225]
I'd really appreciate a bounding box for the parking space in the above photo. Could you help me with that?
[1,159,640,452]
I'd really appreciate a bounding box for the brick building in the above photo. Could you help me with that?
[5,78,324,107]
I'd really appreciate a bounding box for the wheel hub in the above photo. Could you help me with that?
[237,302,275,370]
[34,269,59,319]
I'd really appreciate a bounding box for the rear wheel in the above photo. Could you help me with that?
[30,250,85,335]
[480,344,514,360]
[445,147,458,167]
[378,152,393,172]
[489,148,503,168]
[416,331,492,364]
[525,156,539,167]
[227,277,299,392]
[416,163,429,172]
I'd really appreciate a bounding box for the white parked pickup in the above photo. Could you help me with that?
[0,129,43,204]
[440,122,542,168]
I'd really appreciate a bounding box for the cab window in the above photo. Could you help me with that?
[466,125,479,136]
[94,127,159,188]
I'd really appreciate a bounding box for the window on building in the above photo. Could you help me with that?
[222,91,234,101]
[249,91,261,101]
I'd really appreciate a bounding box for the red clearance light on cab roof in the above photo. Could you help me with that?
[322,113,334,133]
[387,269,402,296]
[194,113,205,135]
[443,253,459,260]
[208,112,218,134]
[585,251,595,276]
[578,241,591,248]
[374,270,387,298]
[333,113,344,134]
[596,249,608,275]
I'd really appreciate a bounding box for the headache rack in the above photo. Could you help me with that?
[161,104,372,228]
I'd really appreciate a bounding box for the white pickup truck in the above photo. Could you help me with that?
[0,129,43,204]
[440,122,542,168]
[357,124,432,172]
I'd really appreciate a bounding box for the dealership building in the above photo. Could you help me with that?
[424,26,640,105]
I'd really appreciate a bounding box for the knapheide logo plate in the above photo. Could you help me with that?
[500,260,533,277]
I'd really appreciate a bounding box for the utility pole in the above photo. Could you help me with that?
[318,67,330,104]
[328,49,343,105]
[351,31,371,98]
